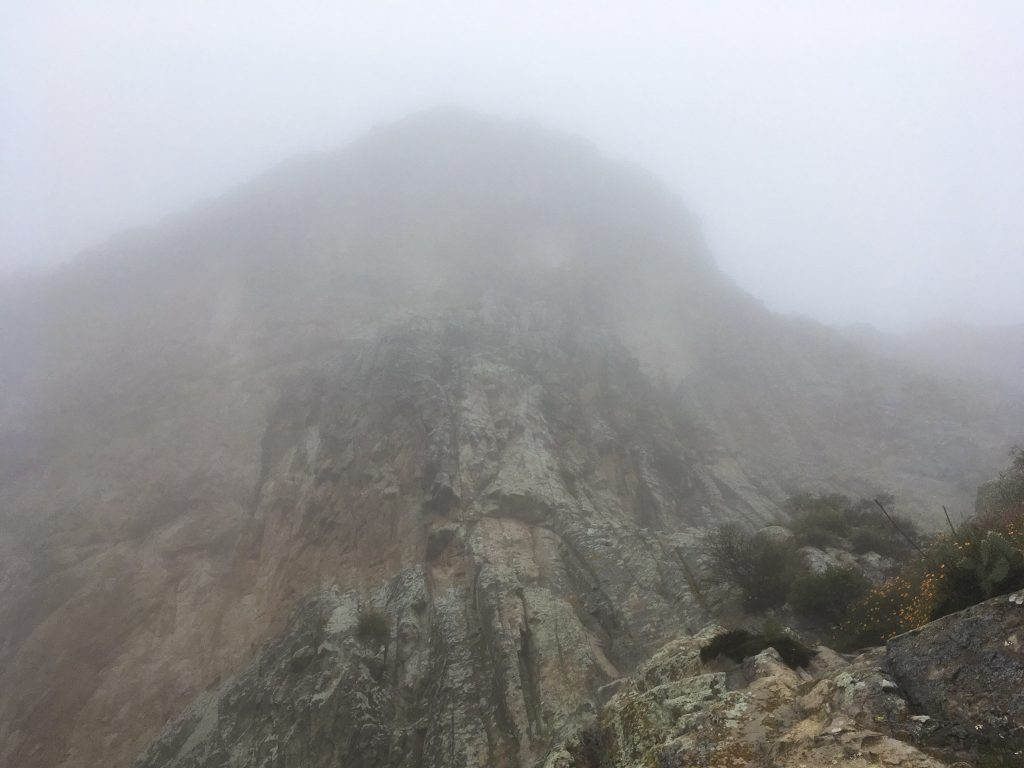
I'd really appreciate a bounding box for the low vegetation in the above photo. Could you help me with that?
[784,492,920,559]
[702,523,805,611]
[704,448,1024,652]
[834,448,1024,650]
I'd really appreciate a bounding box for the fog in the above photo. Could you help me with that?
[3,1,1023,331]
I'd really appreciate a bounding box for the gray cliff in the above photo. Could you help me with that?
[0,110,1019,768]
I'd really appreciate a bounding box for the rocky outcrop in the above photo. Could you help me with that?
[544,590,1024,768]
[544,628,942,768]
[800,545,897,585]
[886,588,1024,754]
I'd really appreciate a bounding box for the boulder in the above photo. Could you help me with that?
[886,588,1024,753]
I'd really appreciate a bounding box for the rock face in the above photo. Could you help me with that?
[886,588,1024,754]
[140,312,742,768]
[135,590,1024,768]
[0,305,753,768]
[133,570,698,768]
[0,110,1021,768]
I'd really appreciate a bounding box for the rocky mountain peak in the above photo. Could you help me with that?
[0,112,1019,768]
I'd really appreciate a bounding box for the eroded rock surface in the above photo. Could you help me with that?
[886,588,1024,753]
[545,627,943,768]
[545,592,1024,768]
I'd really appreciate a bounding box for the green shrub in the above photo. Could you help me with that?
[703,524,807,612]
[355,608,390,646]
[926,526,1024,620]
[783,492,919,561]
[788,565,871,626]
[976,446,1024,533]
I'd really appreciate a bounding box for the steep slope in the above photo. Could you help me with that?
[0,307,758,768]
[0,109,1018,768]
[846,321,1024,400]
[681,310,1019,516]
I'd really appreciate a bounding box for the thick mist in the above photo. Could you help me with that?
[4,9,1024,767]
[2,1,1023,330]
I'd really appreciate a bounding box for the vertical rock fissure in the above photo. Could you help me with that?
[516,600,544,754]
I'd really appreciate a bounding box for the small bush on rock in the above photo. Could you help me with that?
[849,527,897,558]
[703,524,807,612]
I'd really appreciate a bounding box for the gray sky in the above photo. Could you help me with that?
[2,1,1023,330]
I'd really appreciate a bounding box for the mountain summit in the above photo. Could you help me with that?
[0,111,1017,768]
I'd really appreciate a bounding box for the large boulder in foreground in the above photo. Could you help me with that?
[886,588,1024,754]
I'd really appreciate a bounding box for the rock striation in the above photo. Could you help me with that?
[140,590,1024,768]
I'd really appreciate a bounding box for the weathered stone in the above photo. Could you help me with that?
[886,588,1024,753]
[545,625,954,768]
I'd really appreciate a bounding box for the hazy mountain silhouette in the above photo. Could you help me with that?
[0,109,1019,768]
